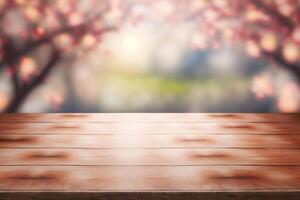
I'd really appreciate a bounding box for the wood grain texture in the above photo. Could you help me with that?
[0,166,300,191]
[0,113,299,123]
[0,122,299,134]
[0,113,300,199]
[1,192,300,200]
[1,134,300,148]
[1,148,300,166]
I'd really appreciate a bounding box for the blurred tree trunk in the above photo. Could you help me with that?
[4,50,60,113]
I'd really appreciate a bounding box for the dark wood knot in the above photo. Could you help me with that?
[25,152,69,160]
[222,124,256,130]
[211,175,259,180]
[210,114,241,119]
[50,125,79,129]
[190,153,231,160]
[0,136,36,144]
[61,114,87,118]
[177,137,214,143]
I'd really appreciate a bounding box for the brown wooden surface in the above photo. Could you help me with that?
[0,113,300,198]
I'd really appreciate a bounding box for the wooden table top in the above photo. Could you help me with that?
[0,113,300,199]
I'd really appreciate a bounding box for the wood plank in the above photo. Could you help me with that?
[0,113,299,123]
[0,134,300,148]
[0,166,300,191]
[1,192,300,200]
[0,148,300,166]
[0,113,300,196]
[0,122,299,134]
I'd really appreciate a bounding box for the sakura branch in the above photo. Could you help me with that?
[0,0,127,112]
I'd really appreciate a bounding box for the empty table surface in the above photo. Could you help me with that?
[0,113,300,199]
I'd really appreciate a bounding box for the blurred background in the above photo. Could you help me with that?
[0,0,300,113]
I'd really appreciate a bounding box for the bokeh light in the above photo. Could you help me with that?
[0,0,299,113]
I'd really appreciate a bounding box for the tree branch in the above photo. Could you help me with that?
[1,10,118,112]
[3,38,22,93]
[25,49,60,94]
[10,64,21,93]
[263,50,300,83]
[0,14,105,72]
[250,0,295,32]
[4,48,60,113]
[249,0,300,83]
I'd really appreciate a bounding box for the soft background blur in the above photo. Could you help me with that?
[0,0,300,113]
